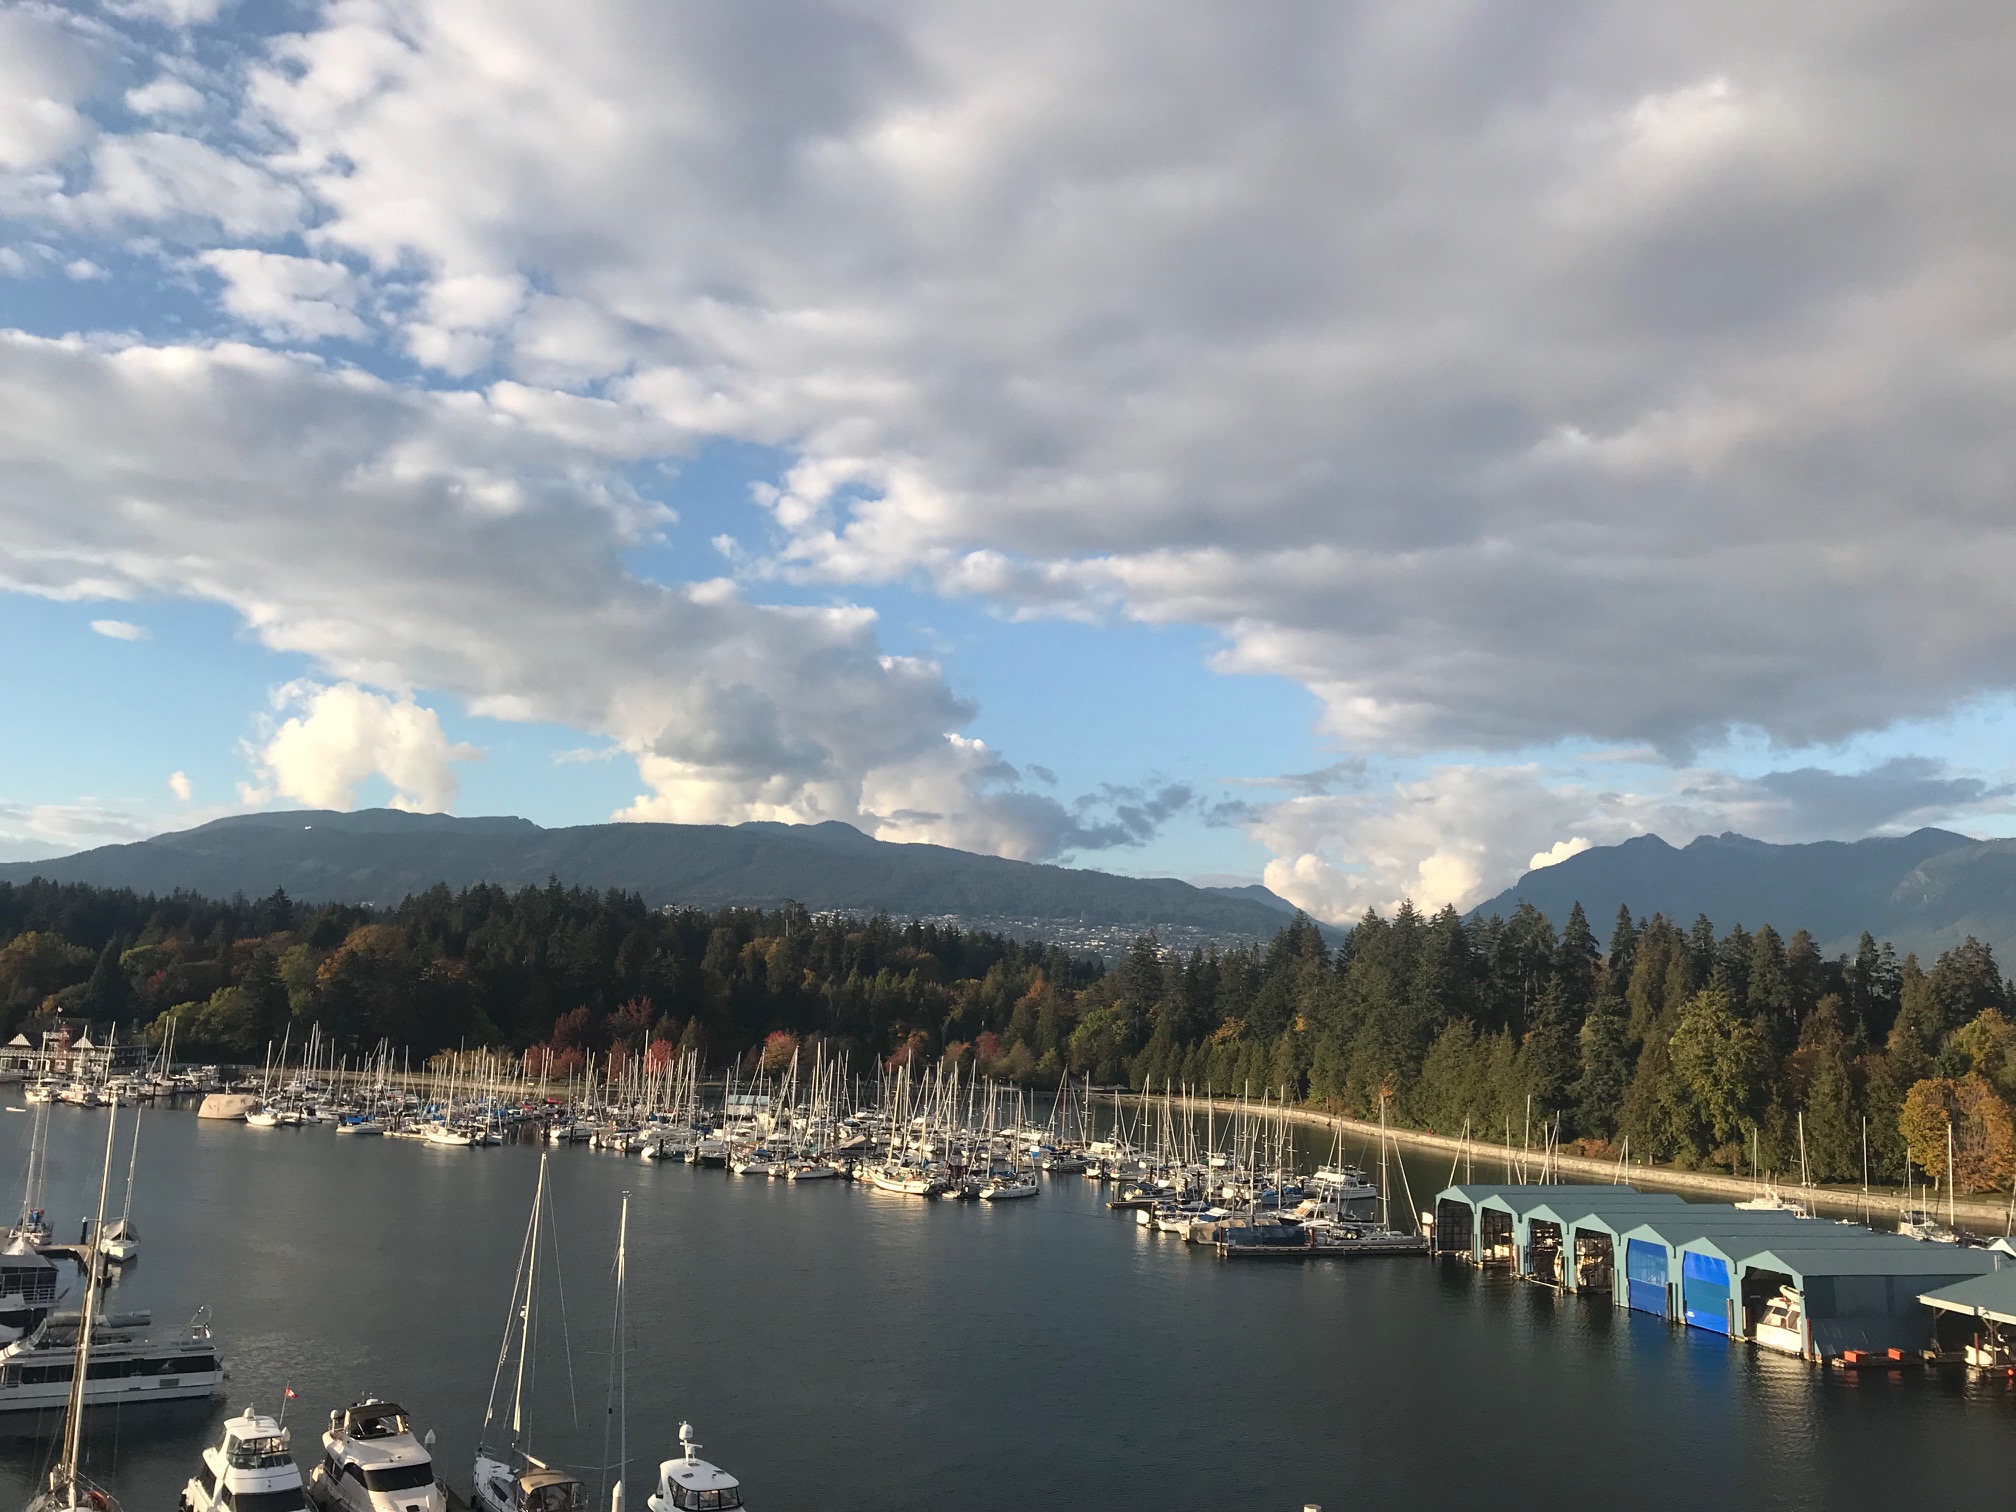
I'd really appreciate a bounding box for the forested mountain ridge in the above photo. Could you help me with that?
[1468,827,2016,960]
[0,808,1286,937]
[4,872,2013,1196]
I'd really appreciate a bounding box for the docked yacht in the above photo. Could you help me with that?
[647,1424,744,1512]
[182,1406,307,1512]
[693,1135,728,1168]
[471,1458,587,1512]
[311,1400,446,1512]
[0,1308,223,1410]
[245,1107,283,1129]
[0,1239,62,1341]
[335,1117,384,1137]
[981,1172,1039,1201]
[1752,1286,1807,1356]
[23,1080,59,1106]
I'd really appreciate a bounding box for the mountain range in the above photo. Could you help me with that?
[0,809,1293,942]
[1470,827,2016,961]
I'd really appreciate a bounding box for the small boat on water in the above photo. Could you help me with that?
[693,1135,728,1167]
[181,1406,307,1512]
[99,1108,143,1264]
[245,1108,283,1130]
[335,1118,384,1137]
[1752,1286,1806,1355]
[423,1126,474,1148]
[310,1400,446,1512]
[647,1423,745,1512]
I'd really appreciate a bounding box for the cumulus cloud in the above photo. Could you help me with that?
[0,10,102,174]
[1255,756,2016,924]
[1529,837,1593,872]
[90,619,149,641]
[12,4,2016,891]
[125,76,207,118]
[248,682,478,812]
[0,800,154,863]
[0,332,1121,856]
[167,770,192,801]
[206,3,2016,765]
[197,249,365,341]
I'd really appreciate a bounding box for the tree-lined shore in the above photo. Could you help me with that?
[3,874,2012,1194]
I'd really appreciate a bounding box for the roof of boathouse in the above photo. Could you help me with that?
[1435,1184,1639,1212]
[1739,1242,1995,1283]
[1921,1266,2016,1324]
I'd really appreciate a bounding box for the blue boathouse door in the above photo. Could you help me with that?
[1625,1240,1667,1316]
[1681,1252,1732,1334]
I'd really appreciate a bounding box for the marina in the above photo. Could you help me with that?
[0,1092,2007,1507]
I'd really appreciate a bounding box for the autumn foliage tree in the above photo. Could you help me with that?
[1900,1073,2016,1192]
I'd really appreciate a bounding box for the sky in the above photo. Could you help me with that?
[5,1,2016,924]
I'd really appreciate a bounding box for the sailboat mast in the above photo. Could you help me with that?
[512,1154,548,1439]
[118,1102,143,1228]
[58,1107,122,1503]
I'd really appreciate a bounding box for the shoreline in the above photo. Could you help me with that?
[1100,1093,2016,1231]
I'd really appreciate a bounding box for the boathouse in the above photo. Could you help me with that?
[1920,1267,2016,1367]
[1433,1181,2002,1360]
[1724,1242,1994,1357]
[1430,1184,1639,1266]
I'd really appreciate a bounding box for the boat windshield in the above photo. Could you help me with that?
[668,1488,742,1511]
[227,1437,292,1467]
[361,1461,435,1492]
[347,1409,409,1439]
[519,1481,589,1512]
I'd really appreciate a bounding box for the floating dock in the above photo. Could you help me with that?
[1430,1183,1999,1362]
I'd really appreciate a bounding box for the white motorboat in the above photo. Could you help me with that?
[181,1406,306,1512]
[22,1081,59,1106]
[0,1239,62,1342]
[310,1400,446,1512]
[1752,1285,1807,1356]
[0,1308,223,1410]
[647,1423,745,1512]
[784,1161,837,1181]
[424,1126,474,1148]
[866,1163,938,1196]
[982,1174,1040,1201]
[244,1108,282,1129]
[335,1118,384,1137]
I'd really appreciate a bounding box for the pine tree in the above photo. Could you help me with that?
[1573,992,1632,1140]
[1606,905,1639,988]
[81,940,131,1024]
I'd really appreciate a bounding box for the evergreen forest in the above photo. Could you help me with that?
[2,876,2012,1192]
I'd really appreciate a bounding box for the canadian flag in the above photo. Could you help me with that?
[285,1388,297,1400]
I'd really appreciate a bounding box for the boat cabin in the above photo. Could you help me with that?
[510,1470,588,1512]
[655,1460,743,1511]
[333,1402,414,1442]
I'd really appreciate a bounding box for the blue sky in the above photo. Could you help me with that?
[5,3,2016,920]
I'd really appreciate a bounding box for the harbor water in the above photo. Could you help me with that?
[0,1105,2010,1510]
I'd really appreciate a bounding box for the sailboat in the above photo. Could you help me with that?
[472,1155,589,1512]
[98,1105,142,1263]
[24,1107,123,1511]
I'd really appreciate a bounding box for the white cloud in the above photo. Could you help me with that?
[0,800,154,863]
[0,332,1090,857]
[168,770,192,801]
[210,2,2016,767]
[1529,837,1593,872]
[108,0,233,24]
[197,249,365,342]
[67,133,303,236]
[0,11,102,176]
[251,682,478,813]
[89,619,149,641]
[63,258,105,281]
[125,77,206,118]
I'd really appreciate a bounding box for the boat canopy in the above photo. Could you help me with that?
[515,1469,588,1512]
